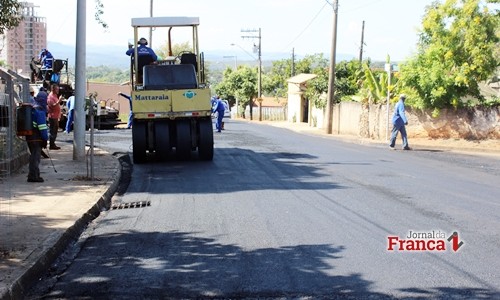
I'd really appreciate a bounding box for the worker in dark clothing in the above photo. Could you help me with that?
[38,48,53,80]
[118,92,133,129]
[212,96,225,132]
[34,87,48,112]
[26,98,49,182]
[126,37,157,84]
[126,38,158,60]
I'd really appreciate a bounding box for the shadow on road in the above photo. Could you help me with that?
[126,148,349,195]
[31,230,498,299]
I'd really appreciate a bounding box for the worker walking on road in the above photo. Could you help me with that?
[389,94,411,150]
[26,98,49,182]
[212,96,225,133]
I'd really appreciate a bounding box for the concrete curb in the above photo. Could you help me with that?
[1,153,126,300]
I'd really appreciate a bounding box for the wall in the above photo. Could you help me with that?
[309,101,500,140]
[86,82,132,116]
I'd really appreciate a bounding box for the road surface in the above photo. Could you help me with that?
[29,120,500,299]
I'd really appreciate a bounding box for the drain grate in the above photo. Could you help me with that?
[111,201,151,210]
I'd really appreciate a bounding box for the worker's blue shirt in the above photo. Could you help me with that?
[40,51,53,69]
[66,96,75,111]
[392,99,407,127]
[126,45,158,61]
[212,99,225,113]
[27,106,49,142]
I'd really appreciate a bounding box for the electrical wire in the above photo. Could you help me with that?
[280,1,329,52]
[343,0,384,14]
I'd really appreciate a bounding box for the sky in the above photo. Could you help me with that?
[28,0,439,62]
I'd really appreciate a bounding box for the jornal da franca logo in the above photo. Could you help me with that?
[387,230,464,252]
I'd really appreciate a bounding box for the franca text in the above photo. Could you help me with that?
[387,236,446,251]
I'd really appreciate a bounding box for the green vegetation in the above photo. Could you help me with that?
[399,0,499,110]
[215,66,258,118]
[86,66,129,83]
[0,0,22,35]
[214,0,499,112]
[4,0,497,111]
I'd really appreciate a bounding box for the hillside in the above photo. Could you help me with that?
[47,42,356,69]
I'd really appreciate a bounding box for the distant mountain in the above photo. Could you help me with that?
[48,42,357,69]
[48,42,128,68]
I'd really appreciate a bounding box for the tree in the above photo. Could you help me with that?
[215,65,258,119]
[264,54,330,99]
[1,0,107,34]
[357,61,394,105]
[264,59,293,98]
[0,0,22,35]
[155,41,192,59]
[399,0,499,111]
[94,0,108,29]
[305,59,363,109]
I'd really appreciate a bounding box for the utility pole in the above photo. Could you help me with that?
[359,20,365,64]
[325,0,339,134]
[241,28,262,121]
[74,0,86,161]
[385,55,392,141]
[149,0,153,47]
[291,48,295,77]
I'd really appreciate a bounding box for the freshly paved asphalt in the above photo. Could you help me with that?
[0,120,498,299]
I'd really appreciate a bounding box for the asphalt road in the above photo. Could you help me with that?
[28,120,500,299]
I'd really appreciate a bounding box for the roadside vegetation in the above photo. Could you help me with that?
[1,0,498,115]
[214,0,499,115]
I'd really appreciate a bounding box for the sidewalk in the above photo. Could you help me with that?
[259,120,500,157]
[0,140,122,300]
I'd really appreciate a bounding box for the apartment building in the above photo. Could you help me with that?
[0,2,47,78]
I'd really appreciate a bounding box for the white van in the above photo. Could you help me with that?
[222,100,231,118]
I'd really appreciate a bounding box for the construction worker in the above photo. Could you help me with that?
[125,38,158,61]
[389,94,411,150]
[38,48,53,80]
[34,87,48,113]
[47,84,61,150]
[118,92,133,129]
[26,98,49,182]
[212,96,225,132]
[126,38,157,84]
[65,95,75,133]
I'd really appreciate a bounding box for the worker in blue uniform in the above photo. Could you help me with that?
[65,95,75,133]
[26,97,49,182]
[38,49,53,80]
[389,94,411,150]
[126,38,158,61]
[126,38,157,84]
[212,96,225,132]
[118,92,133,129]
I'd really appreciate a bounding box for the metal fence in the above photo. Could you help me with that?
[243,106,288,121]
[0,67,30,179]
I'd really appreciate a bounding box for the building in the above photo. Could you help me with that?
[287,73,317,124]
[0,2,47,78]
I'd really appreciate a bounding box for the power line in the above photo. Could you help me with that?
[343,0,384,13]
[281,2,329,52]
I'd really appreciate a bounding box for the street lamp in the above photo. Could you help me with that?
[230,43,256,60]
[222,55,237,69]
